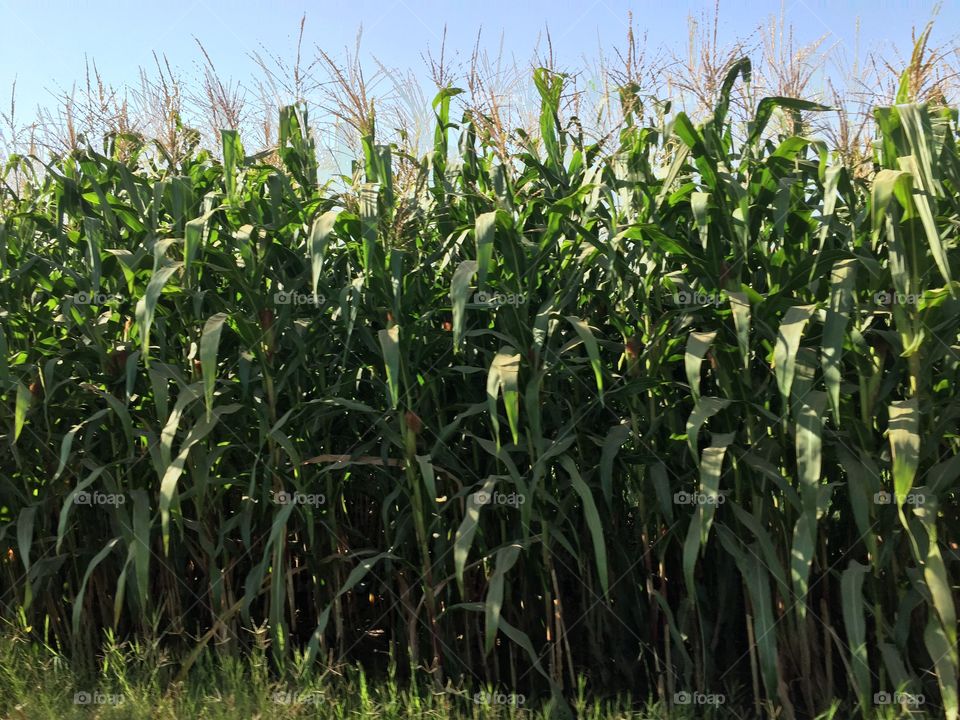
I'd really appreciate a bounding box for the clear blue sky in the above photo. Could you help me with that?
[0,0,955,117]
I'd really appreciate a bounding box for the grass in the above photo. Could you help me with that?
[0,631,942,719]
[0,631,678,720]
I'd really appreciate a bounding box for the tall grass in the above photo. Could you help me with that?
[1,631,678,719]
[1,48,958,719]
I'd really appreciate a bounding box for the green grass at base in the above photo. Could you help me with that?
[0,633,668,719]
[0,633,936,720]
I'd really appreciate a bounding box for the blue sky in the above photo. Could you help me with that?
[0,0,955,119]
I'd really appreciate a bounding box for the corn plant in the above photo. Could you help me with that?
[1,58,958,719]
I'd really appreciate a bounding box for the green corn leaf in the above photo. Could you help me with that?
[685,397,730,466]
[565,316,604,401]
[600,422,630,505]
[794,390,827,497]
[878,643,912,695]
[221,129,244,200]
[130,488,151,608]
[72,537,121,638]
[821,259,856,421]
[727,501,789,594]
[486,347,521,446]
[498,615,559,694]
[818,162,843,244]
[56,467,106,552]
[414,454,438,507]
[200,313,228,421]
[270,520,288,656]
[88,385,135,447]
[924,615,959,720]
[897,104,941,194]
[888,399,919,503]
[747,96,830,148]
[728,290,751,371]
[714,57,751,126]
[82,217,103,292]
[917,501,958,648]
[841,560,871,711]
[113,548,133,629]
[52,408,110,480]
[773,304,816,411]
[871,169,913,244]
[159,383,204,469]
[475,211,496,289]
[0,326,9,386]
[685,330,717,406]
[309,210,338,296]
[450,260,478,352]
[691,192,710,248]
[13,380,30,443]
[560,455,608,597]
[159,404,242,554]
[790,486,833,621]
[454,477,498,592]
[16,506,36,579]
[136,263,182,364]
[533,68,563,170]
[655,142,690,210]
[360,184,379,276]
[682,441,730,597]
[744,548,780,702]
[378,326,401,409]
[431,86,463,190]
[837,447,880,566]
[897,152,952,286]
[184,216,206,280]
[485,543,521,654]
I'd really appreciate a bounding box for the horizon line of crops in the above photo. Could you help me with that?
[1,52,959,719]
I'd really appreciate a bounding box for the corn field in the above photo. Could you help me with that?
[1,58,959,719]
